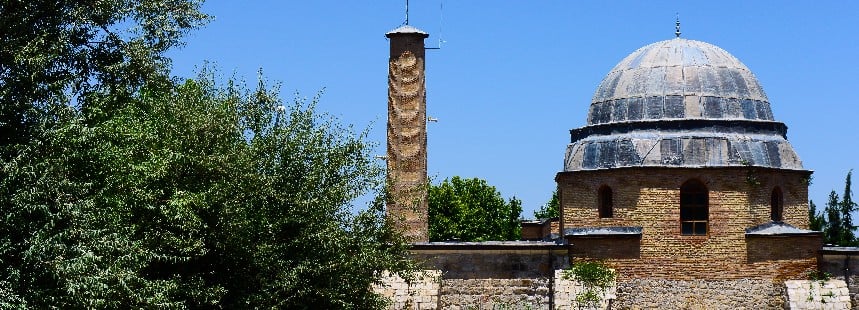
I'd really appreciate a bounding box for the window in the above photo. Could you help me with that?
[771,187,783,222]
[680,179,708,235]
[598,185,613,218]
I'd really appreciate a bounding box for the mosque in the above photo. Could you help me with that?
[557,22,820,281]
[379,20,856,309]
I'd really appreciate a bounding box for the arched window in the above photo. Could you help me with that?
[680,179,708,235]
[598,185,613,218]
[771,187,784,222]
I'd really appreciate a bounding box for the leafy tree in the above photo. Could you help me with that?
[819,171,858,246]
[809,200,825,232]
[534,190,559,219]
[2,1,416,307]
[1,1,210,307]
[428,176,522,242]
[2,68,417,307]
[0,0,209,163]
[823,191,843,245]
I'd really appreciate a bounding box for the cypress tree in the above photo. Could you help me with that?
[809,200,825,232]
[824,191,842,245]
[840,170,857,245]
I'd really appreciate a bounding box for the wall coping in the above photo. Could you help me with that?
[410,241,569,253]
[820,246,859,255]
[744,221,822,236]
[565,226,643,239]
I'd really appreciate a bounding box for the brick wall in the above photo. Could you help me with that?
[557,167,817,281]
[568,236,641,259]
[521,222,545,241]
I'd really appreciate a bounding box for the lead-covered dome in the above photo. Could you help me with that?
[564,38,804,171]
[588,38,772,125]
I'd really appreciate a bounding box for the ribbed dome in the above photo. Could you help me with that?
[588,38,773,125]
[565,38,804,171]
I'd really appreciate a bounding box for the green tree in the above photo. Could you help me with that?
[1,1,210,307]
[1,69,417,307]
[824,191,843,245]
[0,0,209,163]
[820,171,858,246]
[428,176,522,242]
[809,200,825,232]
[3,1,416,307]
[534,190,560,219]
[840,170,857,245]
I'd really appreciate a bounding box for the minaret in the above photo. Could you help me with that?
[385,25,429,242]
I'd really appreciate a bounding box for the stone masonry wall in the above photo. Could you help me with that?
[614,278,788,309]
[820,252,859,309]
[408,246,569,309]
[785,280,851,310]
[375,248,829,309]
[553,269,616,310]
[374,270,441,310]
[557,167,816,280]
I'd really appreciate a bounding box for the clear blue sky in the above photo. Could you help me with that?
[168,1,859,217]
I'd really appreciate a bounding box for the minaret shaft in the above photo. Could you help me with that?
[385,27,429,242]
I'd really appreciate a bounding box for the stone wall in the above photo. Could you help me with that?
[820,249,859,309]
[407,242,569,309]
[785,280,851,310]
[439,278,551,309]
[373,245,834,309]
[373,270,441,309]
[614,278,787,309]
[553,269,616,310]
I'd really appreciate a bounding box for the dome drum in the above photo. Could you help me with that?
[564,134,802,171]
[588,95,774,124]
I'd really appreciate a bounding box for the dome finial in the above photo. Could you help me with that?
[675,13,681,38]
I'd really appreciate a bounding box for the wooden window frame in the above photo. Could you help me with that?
[598,185,613,218]
[680,179,708,236]
[771,187,784,222]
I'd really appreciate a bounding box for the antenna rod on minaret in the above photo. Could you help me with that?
[405,0,409,25]
[675,14,681,38]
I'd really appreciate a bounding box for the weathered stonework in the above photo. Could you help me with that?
[820,249,859,309]
[373,270,441,309]
[407,243,569,309]
[785,280,851,310]
[385,27,429,242]
[553,269,616,310]
[615,278,788,309]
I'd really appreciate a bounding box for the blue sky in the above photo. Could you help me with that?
[168,1,859,217]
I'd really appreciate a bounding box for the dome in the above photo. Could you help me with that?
[564,38,804,171]
[588,38,772,125]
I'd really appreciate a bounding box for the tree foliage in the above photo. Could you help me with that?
[1,68,416,308]
[815,170,858,246]
[428,176,522,242]
[0,0,209,162]
[533,190,559,219]
[1,1,415,307]
[823,191,844,245]
[809,200,825,232]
